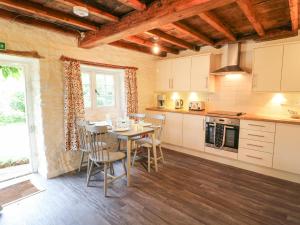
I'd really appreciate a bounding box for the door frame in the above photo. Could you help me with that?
[0,53,39,173]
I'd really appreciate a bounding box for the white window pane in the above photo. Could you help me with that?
[81,73,91,108]
[95,74,115,107]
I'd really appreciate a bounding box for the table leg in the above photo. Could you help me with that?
[126,139,132,186]
[151,132,158,172]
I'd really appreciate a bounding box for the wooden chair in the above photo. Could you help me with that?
[86,125,126,197]
[133,114,165,172]
[76,120,90,173]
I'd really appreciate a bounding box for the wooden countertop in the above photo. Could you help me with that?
[146,107,300,125]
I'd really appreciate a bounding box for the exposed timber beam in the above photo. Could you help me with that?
[146,29,200,51]
[109,40,167,57]
[116,0,146,11]
[236,0,265,36]
[288,0,299,31]
[55,0,118,22]
[0,0,98,31]
[199,11,236,41]
[0,8,79,37]
[79,0,235,48]
[125,36,180,54]
[172,21,214,46]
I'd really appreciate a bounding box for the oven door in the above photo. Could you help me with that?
[223,125,239,152]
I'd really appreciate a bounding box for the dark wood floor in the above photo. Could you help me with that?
[1,149,300,225]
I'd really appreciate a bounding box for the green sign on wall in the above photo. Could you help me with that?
[0,42,6,50]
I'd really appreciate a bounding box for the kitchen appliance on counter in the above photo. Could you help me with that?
[205,116,240,153]
[207,111,246,117]
[157,94,166,108]
[175,99,183,109]
[189,101,205,111]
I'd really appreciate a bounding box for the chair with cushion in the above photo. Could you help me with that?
[133,114,165,172]
[86,125,126,197]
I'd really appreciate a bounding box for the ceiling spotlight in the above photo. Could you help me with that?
[73,6,89,17]
[152,43,161,54]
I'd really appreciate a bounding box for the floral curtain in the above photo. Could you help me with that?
[124,68,138,114]
[63,60,85,151]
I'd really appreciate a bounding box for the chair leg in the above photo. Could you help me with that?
[78,151,85,172]
[132,146,138,167]
[86,157,90,178]
[104,163,108,197]
[122,159,127,176]
[110,163,115,175]
[147,147,151,173]
[159,145,165,163]
[86,161,94,186]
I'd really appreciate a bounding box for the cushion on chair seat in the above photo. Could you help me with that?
[89,150,125,163]
[136,137,161,147]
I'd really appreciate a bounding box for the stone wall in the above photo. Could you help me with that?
[0,18,157,178]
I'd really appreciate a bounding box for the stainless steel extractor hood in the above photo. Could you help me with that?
[211,43,246,75]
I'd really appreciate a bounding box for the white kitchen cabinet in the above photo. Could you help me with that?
[252,45,283,92]
[281,42,300,92]
[182,114,205,151]
[273,123,300,174]
[156,59,173,92]
[172,57,191,91]
[163,112,183,146]
[190,54,215,92]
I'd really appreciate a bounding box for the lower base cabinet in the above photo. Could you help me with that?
[273,123,300,174]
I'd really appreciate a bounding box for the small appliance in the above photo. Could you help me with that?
[189,101,205,111]
[175,99,183,109]
[157,94,166,108]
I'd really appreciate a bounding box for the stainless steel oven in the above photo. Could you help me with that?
[205,116,240,153]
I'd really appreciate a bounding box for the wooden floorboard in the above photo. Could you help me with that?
[1,149,300,225]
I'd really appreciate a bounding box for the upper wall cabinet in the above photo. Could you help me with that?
[252,45,283,92]
[155,54,218,92]
[281,42,300,92]
[252,42,300,92]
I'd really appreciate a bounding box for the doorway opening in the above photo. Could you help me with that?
[0,55,38,182]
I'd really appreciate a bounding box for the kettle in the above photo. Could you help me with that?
[175,99,183,109]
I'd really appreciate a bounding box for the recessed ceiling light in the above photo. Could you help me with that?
[73,6,89,17]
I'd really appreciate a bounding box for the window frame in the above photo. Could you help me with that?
[80,65,125,118]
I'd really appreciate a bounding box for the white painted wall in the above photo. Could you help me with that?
[0,18,157,178]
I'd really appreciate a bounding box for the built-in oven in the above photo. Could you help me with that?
[205,116,240,153]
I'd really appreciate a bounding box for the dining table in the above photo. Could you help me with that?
[93,121,157,187]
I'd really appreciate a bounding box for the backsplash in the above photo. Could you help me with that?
[155,74,300,117]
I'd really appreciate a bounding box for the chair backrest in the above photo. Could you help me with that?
[128,113,146,121]
[146,114,166,141]
[85,125,117,162]
[76,119,89,151]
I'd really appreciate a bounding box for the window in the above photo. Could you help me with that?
[80,65,125,119]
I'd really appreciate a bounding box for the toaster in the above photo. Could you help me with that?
[189,101,205,111]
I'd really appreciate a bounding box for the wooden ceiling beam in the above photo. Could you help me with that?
[236,0,265,36]
[288,0,299,31]
[146,29,200,51]
[116,0,146,11]
[79,0,235,48]
[199,11,236,41]
[0,8,79,37]
[0,0,98,31]
[55,0,118,22]
[172,21,214,46]
[125,36,180,54]
[109,40,167,57]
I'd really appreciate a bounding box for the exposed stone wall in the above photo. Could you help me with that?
[0,18,157,178]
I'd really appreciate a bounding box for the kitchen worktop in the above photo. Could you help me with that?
[146,107,300,125]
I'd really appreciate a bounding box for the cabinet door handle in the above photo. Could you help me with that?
[206,77,208,89]
[248,134,264,138]
[248,123,265,128]
[171,79,174,89]
[168,79,171,89]
[252,73,257,88]
[246,154,263,160]
[247,143,263,148]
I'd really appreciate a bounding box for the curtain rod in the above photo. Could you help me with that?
[60,55,138,70]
